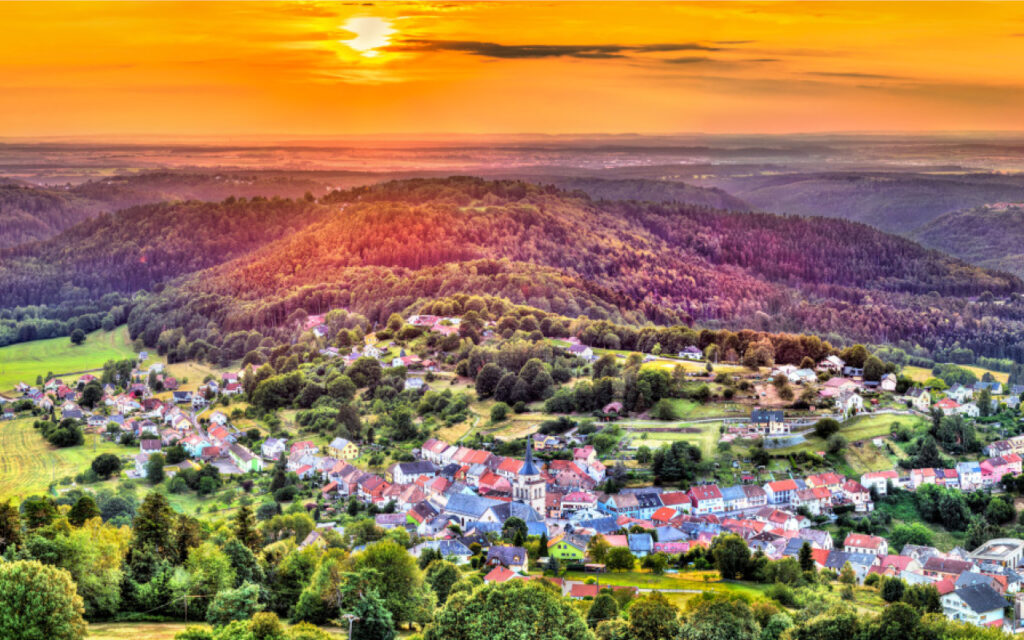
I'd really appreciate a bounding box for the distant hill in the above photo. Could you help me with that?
[912,203,1024,277]
[0,183,105,248]
[510,177,750,211]
[116,177,1024,362]
[6,177,1024,362]
[702,172,1024,232]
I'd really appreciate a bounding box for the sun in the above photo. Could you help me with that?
[340,16,394,58]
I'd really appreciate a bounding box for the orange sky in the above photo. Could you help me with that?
[2,1,1024,137]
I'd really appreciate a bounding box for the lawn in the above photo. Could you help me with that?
[560,569,768,599]
[774,413,926,455]
[0,417,129,501]
[0,327,144,393]
[623,423,723,460]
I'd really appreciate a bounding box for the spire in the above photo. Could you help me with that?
[521,438,540,476]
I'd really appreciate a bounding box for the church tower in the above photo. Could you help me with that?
[515,439,546,516]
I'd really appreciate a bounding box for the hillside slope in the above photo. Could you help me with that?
[121,178,1024,361]
[702,172,1024,232]
[913,203,1024,277]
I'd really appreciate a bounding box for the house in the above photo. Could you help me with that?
[968,538,1024,569]
[900,387,931,412]
[974,381,1003,396]
[764,479,798,505]
[171,391,192,404]
[844,533,888,556]
[569,583,600,599]
[836,390,864,416]
[568,344,595,361]
[948,384,973,403]
[628,533,654,558]
[923,556,975,581]
[688,484,724,515]
[486,546,529,572]
[720,485,748,511]
[290,441,318,456]
[956,461,983,491]
[742,484,768,508]
[679,346,703,360]
[941,583,1007,628]
[390,460,436,484]
[327,437,359,460]
[139,439,162,453]
[880,373,898,392]
[483,566,519,584]
[819,355,845,373]
[935,397,961,416]
[750,409,788,435]
[262,437,287,461]
[548,534,588,562]
[229,443,264,472]
[959,402,981,418]
[792,487,831,516]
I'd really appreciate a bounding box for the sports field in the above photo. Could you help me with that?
[0,327,143,392]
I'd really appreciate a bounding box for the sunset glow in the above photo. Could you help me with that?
[2,2,1024,137]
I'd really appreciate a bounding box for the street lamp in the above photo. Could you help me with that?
[341,613,360,638]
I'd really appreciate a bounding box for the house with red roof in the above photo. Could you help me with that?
[844,533,888,556]
[569,583,600,599]
[764,479,798,504]
[792,487,831,516]
[935,397,961,416]
[483,566,518,584]
[688,484,724,515]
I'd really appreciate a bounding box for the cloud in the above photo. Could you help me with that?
[807,71,907,80]
[387,39,724,59]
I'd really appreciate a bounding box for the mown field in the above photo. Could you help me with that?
[903,363,1009,385]
[0,327,144,392]
[0,417,128,501]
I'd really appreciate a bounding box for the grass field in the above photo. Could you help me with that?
[904,364,1009,385]
[0,327,144,393]
[0,417,128,501]
[775,413,925,455]
[623,422,723,459]
[88,622,350,639]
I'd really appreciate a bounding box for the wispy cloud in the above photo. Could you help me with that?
[807,71,907,80]
[386,39,726,59]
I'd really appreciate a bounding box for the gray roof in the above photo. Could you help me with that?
[396,460,437,476]
[950,583,1008,614]
[487,546,528,566]
[751,409,784,423]
[443,493,501,519]
[490,500,544,523]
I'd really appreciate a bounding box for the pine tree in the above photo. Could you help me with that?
[67,495,100,527]
[538,532,549,558]
[233,504,263,552]
[798,542,814,572]
[350,589,396,640]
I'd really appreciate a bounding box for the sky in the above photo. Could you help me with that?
[3,1,1024,138]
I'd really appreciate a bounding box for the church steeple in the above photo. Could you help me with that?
[521,438,540,476]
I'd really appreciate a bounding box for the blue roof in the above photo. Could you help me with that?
[628,533,654,553]
[527,521,549,537]
[720,485,745,502]
[577,516,620,534]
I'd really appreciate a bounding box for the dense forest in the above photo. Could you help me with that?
[913,204,1024,278]
[125,178,1024,362]
[7,177,1024,363]
[0,181,106,248]
[702,171,1024,232]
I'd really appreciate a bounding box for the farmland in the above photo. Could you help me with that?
[0,327,143,393]
[0,417,128,501]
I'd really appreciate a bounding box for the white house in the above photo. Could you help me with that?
[941,584,1007,628]
[880,373,898,392]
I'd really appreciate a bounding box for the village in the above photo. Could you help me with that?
[4,312,1024,634]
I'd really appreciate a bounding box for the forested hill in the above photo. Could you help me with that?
[0,197,325,307]
[0,183,107,249]
[122,177,1024,363]
[507,176,750,211]
[912,204,1024,278]
[702,171,1024,233]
